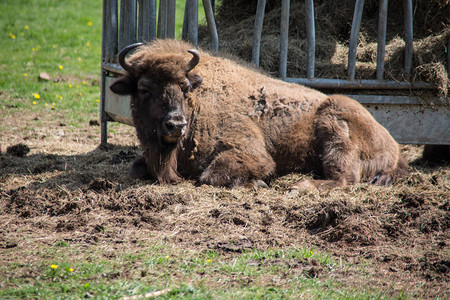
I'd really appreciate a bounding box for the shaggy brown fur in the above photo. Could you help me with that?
[110,39,407,189]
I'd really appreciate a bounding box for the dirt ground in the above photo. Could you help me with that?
[0,108,449,297]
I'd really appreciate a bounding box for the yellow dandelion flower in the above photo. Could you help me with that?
[96,99,100,103]
[86,42,91,47]
[51,264,58,269]
[59,65,63,70]
[32,101,37,105]
[52,103,56,106]
[51,106,55,110]
[78,57,82,62]
[52,44,56,48]
[33,93,40,99]
[23,73,28,77]
[25,25,29,30]
[9,33,16,39]
[45,103,49,106]
[82,81,86,85]
[69,84,73,88]
[32,48,36,52]
[68,268,74,272]
[206,259,212,263]
[87,21,93,26]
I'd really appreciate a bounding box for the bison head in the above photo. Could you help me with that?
[110,43,203,147]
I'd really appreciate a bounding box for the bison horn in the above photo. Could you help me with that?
[118,42,143,74]
[185,49,200,73]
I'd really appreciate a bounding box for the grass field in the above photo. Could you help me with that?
[1,1,449,299]
[0,0,203,125]
[1,0,102,126]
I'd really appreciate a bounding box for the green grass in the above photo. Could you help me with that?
[0,0,204,125]
[0,240,387,299]
[0,0,102,125]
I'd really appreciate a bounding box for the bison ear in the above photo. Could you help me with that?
[110,76,136,95]
[187,72,203,90]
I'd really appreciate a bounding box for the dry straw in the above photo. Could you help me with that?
[199,0,449,103]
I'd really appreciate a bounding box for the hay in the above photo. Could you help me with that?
[199,0,449,102]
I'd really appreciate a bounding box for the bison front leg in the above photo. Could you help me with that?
[128,155,151,179]
[199,146,275,188]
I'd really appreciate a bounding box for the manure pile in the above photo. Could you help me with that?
[199,0,449,102]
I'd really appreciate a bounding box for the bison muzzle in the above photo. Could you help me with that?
[110,39,407,190]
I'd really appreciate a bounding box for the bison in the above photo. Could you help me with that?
[110,39,407,190]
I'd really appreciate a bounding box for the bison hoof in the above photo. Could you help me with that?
[289,179,317,193]
[247,179,269,189]
[370,174,393,186]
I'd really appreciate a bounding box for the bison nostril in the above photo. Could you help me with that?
[164,120,186,136]
[165,122,175,134]
[175,122,187,130]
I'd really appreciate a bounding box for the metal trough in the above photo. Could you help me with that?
[101,0,450,146]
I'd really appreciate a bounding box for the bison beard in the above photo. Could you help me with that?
[110,39,407,190]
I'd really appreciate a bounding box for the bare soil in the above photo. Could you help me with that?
[0,109,449,298]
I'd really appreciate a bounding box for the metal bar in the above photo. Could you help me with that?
[101,68,108,146]
[119,0,137,52]
[403,0,413,77]
[102,0,107,63]
[104,0,118,63]
[279,0,290,78]
[202,0,219,52]
[167,0,176,38]
[284,77,436,90]
[376,0,388,80]
[138,0,157,42]
[348,0,364,80]
[102,60,437,90]
[182,0,188,40]
[186,0,199,47]
[101,0,109,146]
[158,0,168,38]
[104,0,111,63]
[138,0,144,41]
[305,0,315,79]
[251,0,267,66]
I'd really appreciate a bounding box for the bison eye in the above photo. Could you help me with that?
[138,89,152,98]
